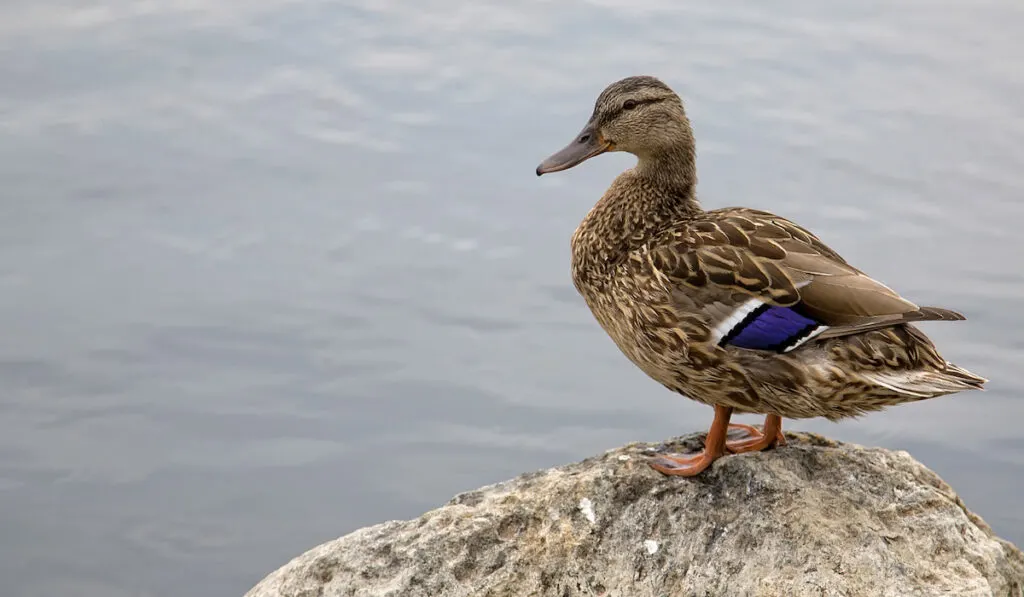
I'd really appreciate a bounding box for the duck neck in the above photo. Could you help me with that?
[633,144,700,216]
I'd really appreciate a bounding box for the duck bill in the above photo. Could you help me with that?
[536,124,612,176]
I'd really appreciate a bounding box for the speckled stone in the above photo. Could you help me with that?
[245,432,1024,597]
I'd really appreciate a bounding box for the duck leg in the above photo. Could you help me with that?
[649,405,732,476]
[725,414,787,454]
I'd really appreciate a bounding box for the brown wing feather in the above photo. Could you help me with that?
[814,306,966,340]
[643,207,961,335]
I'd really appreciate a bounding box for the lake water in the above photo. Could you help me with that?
[2,1,1023,595]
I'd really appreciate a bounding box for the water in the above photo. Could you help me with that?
[1,1,1023,595]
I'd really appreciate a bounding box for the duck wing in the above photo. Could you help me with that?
[636,207,964,353]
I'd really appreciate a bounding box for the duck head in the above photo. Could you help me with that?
[536,75,694,176]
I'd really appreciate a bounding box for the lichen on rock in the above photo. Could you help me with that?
[245,432,1024,597]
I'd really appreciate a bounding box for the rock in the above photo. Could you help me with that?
[245,432,1024,597]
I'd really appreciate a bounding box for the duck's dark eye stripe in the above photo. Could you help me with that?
[606,97,663,120]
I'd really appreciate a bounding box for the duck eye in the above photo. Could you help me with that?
[622,99,638,110]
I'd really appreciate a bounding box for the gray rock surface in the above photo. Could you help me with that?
[246,432,1024,597]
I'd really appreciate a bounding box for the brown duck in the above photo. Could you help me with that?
[536,75,986,476]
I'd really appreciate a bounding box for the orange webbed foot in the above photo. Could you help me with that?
[725,414,786,454]
[648,405,732,477]
[727,422,762,441]
[648,450,720,477]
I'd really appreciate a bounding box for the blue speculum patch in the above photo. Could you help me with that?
[722,304,820,352]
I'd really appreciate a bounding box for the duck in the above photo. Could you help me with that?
[535,75,986,477]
